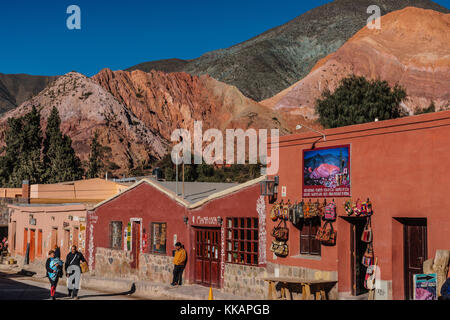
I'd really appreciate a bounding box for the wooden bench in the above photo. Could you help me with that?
[261,277,336,300]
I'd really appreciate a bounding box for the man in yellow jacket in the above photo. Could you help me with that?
[171,242,187,286]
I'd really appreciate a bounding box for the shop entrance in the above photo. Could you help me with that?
[350,217,368,296]
[194,227,221,288]
[403,218,427,300]
[131,220,141,269]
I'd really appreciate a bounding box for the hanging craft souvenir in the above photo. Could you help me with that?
[344,199,354,216]
[324,199,337,221]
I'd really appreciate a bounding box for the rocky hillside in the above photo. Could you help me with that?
[92,68,293,142]
[0,72,168,173]
[126,0,449,101]
[0,73,58,114]
[261,7,450,118]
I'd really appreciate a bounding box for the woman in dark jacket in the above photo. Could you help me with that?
[65,245,86,299]
[45,250,63,300]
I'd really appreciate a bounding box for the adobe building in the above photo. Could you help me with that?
[7,178,130,266]
[263,110,450,300]
[86,176,269,297]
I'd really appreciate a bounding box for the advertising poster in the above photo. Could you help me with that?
[414,274,437,300]
[303,145,350,198]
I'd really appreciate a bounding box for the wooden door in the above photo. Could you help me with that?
[37,229,43,257]
[23,228,28,255]
[64,229,70,257]
[404,219,427,300]
[51,228,58,251]
[29,229,35,262]
[131,221,141,269]
[194,228,221,288]
[350,218,369,296]
[73,227,79,248]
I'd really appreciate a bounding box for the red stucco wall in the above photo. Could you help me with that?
[267,111,450,299]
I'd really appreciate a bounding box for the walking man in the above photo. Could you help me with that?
[171,242,187,286]
[65,245,86,299]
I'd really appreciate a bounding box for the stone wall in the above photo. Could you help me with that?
[223,263,268,299]
[94,247,136,280]
[94,248,174,283]
[138,253,173,284]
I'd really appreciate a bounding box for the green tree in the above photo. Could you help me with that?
[4,106,46,187]
[43,107,83,183]
[86,131,103,179]
[316,75,408,129]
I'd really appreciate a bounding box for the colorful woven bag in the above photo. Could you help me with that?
[324,200,337,221]
[361,217,373,243]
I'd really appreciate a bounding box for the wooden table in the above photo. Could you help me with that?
[261,277,335,300]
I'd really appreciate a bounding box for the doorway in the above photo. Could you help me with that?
[29,229,35,262]
[131,220,141,269]
[349,217,369,296]
[23,228,28,255]
[64,229,70,257]
[51,228,58,250]
[37,229,43,258]
[73,227,79,248]
[194,227,221,288]
[403,218,427,300]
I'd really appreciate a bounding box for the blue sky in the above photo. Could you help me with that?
[0,0,448,76]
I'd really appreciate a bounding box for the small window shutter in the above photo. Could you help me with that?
[300,223,311,254]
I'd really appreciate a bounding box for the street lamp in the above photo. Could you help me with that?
[295,124,326,142]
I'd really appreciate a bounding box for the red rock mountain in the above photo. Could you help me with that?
[92,68,292,142]
[0,72,169,172]
[262,7,450,118]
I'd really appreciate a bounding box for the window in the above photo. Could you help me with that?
[226,217,258,266]
[300,217,321,256]
[150,222,166,254]
[109,221,123,250]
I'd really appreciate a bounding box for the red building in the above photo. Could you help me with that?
[265,110,450,300]
[86,176,268,291]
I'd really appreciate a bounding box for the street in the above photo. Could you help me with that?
[0,271,141,300]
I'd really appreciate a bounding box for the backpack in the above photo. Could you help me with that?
[292,201,304,225]
[361,217,373,243]
[324,200,337,221]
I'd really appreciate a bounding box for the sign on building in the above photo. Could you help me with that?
[414,273,437,300]
[303,145,351,198]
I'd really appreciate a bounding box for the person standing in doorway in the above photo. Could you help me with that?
[46,250,63,300]
[171,242,187,286]
[65,245,86,299]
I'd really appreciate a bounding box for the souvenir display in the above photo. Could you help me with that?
[271,220,289,242]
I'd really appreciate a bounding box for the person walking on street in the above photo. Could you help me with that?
[171,242,187,286]
[65,245,86,299]
[46,250,63,300]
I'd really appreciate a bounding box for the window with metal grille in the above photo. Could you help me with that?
[226,217,258,266]
[150,222,167,254]
[109,221,122,250]
[300,217,321,256]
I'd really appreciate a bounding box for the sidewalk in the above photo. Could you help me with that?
[1,262,251,301]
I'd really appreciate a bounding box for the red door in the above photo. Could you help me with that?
[404,219,427,300]
[23,228,28,255]
[29,229,35,262]
[194,228,221,288]
[37,230,43,257]
[131,221,141,269]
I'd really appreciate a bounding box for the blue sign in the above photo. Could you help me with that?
[414,273,437,300]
